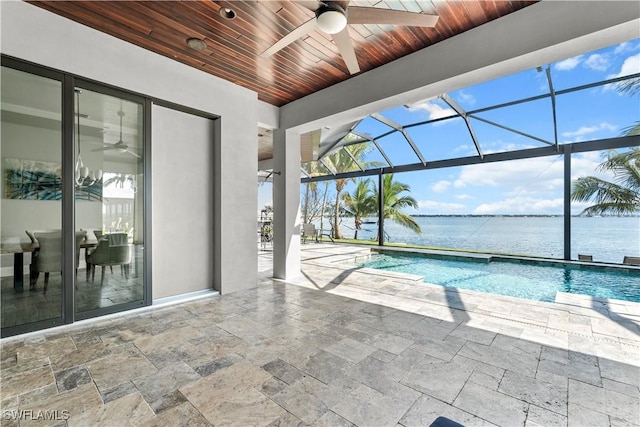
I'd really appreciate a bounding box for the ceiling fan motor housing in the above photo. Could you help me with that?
[316,4,347,34]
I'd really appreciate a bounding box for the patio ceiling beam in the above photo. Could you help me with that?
[545,67,559,150]
[301,134,639,183]
[440,93,484,159]
[318,119,365,159]
[468,115,554,146]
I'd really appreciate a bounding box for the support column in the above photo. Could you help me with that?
[273,129,301,280]
[564,144,572,260]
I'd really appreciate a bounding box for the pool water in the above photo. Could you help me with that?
[360,253,640,303]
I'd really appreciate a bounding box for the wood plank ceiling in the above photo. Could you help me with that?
[28,0,536,107]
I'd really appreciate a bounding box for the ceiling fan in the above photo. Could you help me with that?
[259,1,439,74]
[92,110,141,158]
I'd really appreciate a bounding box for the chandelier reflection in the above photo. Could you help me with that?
[75,88,102,187]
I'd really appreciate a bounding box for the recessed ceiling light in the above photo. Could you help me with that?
[219,7,236,20]
[186,37,207,51]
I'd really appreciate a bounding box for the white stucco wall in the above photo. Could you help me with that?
[151,105,215,299]
[1,0,259,295]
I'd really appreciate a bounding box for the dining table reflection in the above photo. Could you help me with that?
[1,234,96,293]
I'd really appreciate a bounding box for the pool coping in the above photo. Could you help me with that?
[295,245,640,345]
[370,245,640,274]
[352,245,640,319]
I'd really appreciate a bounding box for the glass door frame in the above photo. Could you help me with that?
[72,78,152,322]
[1,56,152,337]
[1,57,67,336]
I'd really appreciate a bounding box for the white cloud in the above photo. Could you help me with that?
[481,142,537,155]
[416,200,466,214]
[431,180,451,193]
[554,55,583,71]
[452,156,565,194]
[456,194,473,200]
[613,53,640,77]
[571,151,616,182]
[561,122,617,141]
[452,144,476,155]
[605,52,640,91]
[474,197,564,215]
[584,54,609,71]
[456,91,476,106]
[614,41,639,55]
[408,101,456,121]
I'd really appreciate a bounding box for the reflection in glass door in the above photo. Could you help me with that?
[1,65,64,330]
[74,86,145,315]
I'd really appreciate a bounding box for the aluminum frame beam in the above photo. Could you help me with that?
[301,135,639,183]
[371,112,426,165]
[351,130,394,168]
[468,115,554,146]
[440,93,483,159]
[343,146,365,172]
[546,67,559,149]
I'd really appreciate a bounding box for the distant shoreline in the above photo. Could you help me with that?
[409,214,639,218]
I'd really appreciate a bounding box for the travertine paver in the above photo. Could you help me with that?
[400,394,496,427]
[454,382,528,426]
[569,378,640,425]
[0,244,638,427]
[325,337,378,363]
[498,370,567,416]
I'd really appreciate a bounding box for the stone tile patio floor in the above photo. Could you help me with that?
[1,243,639,426]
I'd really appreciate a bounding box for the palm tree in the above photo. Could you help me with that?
[374,174,422,236]
[323,144,373,239]
[571,147,640,216]
[301,162,329,224]
[341,179,376,239]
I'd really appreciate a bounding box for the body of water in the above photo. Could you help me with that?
[325,216,639,264]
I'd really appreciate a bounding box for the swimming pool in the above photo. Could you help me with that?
[360,253,640,303]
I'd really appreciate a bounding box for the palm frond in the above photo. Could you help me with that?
[388,211,422,234]
[622,121,640,136]
[572,176,640,215]
[616,77,640,96]
[597,148,640,192]
[580,202,639,216]
[371,174,422,235]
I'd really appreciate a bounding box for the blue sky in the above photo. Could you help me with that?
[260,38,640,216]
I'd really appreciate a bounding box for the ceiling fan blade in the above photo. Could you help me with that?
[92,146,117,152]
[347,7,439,27]
[260,18,318,57]
[125,150,141,159]
[331,28,360,75]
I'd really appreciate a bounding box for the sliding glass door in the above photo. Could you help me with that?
[74,85,146,316]
[1,65,65,330]
[1,58,149,336]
